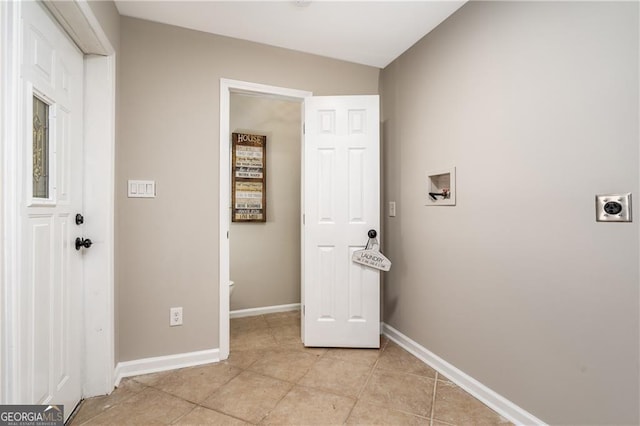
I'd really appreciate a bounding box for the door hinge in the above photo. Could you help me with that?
[302,214,305,225]
[302,305,305,315]
[227,231,229,239]
[303,123,305,134]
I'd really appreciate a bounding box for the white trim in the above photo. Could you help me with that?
[230,303,301,319]
[219,79,312,362]
[219,81,230,362]
[42,0,113,56]
[382,323,547,426]
[82,54,116,398]
[1,0,21,404]
[0,0,4,405]
[113,349,220,387]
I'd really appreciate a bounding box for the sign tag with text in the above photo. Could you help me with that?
[352,237,392,271]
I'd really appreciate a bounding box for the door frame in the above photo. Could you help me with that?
[1,0,116,401]
[218,79,311,359]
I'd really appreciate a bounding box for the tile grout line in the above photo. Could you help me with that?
[142,367,241,407]
[340,396,359,425]
[429,372,439,426]
[254,378,297,424]
[169,405,198,425]
[380,335,391,351]
[191,349,261,425]
[342,356,381,424]
[193,400,259,425]
[156,364,258,425]
[355,357,380,400]
[375,366,443,381]
[133,386,205,424]
[357,356,436,423]
[214,343,266,424]
[293,345,324,387]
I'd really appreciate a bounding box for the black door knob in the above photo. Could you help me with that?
[368,229,377,238]
[75,237,93,251]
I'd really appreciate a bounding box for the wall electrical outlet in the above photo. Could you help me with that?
[170,307,183,326]
[596,193,632,222]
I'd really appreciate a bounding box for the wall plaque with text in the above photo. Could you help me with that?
[232,133,266,222]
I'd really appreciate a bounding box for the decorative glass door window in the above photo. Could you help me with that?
[32,95,50,199]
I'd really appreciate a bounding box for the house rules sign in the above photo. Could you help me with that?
[232,132,267,222]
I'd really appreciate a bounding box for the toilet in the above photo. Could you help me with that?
[229,280,235,296]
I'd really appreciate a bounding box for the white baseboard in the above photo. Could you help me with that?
[230,303,300,319]
[381,323,547,426]
[113,348,220,387]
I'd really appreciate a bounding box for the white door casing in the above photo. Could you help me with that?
[18,1,83,416]
[218,79,312,360]
[303,95,381,348]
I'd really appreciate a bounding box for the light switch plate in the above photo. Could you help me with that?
[596,193,631,222]
[128,180,156,198]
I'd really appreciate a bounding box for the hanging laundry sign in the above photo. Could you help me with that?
[352,231,392,272]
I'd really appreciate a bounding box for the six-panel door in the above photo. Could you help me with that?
[303,95,381,348]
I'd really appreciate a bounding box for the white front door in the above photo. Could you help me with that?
[303,95,380,348]
[18,2,84,418]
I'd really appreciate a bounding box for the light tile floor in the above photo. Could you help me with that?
[69,310,512,425]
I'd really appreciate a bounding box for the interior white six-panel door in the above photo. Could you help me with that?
[303,95,380,348]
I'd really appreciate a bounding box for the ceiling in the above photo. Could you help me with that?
[114,1,467,68]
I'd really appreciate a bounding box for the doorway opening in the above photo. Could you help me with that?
[218,79,312,360]
[229,93,301,317]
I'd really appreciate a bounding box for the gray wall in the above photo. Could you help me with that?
[229,94,301,310]
[380,2,639,424]
[117,16,379,362]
